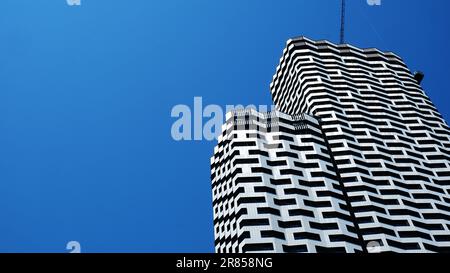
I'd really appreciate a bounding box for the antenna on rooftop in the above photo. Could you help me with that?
[340,0,346,44]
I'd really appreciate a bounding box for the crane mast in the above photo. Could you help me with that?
[340,0,346,44]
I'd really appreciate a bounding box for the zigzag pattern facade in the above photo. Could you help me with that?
[211,37,450,253]
[211,110,362,253]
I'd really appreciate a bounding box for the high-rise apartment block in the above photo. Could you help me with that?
[211,37,450,253]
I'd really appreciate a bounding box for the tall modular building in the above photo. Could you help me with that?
[211,37,450,253]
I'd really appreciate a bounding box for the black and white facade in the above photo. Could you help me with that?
[211,37,450,253]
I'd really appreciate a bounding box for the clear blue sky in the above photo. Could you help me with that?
[0,0,449,253]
